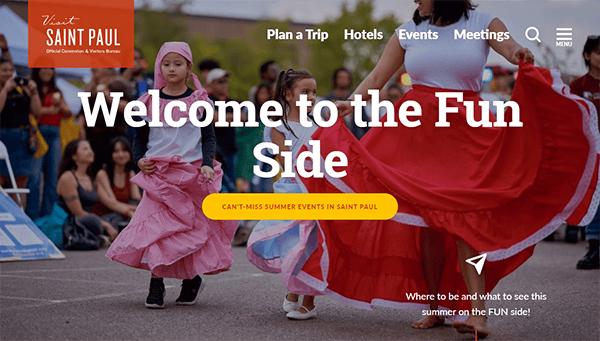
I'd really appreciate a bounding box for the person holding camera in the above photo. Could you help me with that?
[25,68,72,220]
[0,57,42,206]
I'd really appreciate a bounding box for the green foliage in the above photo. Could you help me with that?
[134,10,190,76]
[189,20,300,101]
[132,1,402,99]
[309,1,401,96]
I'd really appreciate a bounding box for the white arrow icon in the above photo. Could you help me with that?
[466,253,487,275]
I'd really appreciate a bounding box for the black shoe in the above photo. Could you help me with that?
[176,275,205,305]
[564,225,579,243]
[577,240,599,270]
[145,278,165,309]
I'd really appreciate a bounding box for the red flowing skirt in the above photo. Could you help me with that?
[295,62,600,313]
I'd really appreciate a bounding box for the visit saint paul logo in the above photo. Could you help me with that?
[28,0,134,68]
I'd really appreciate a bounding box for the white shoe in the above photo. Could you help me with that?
[283,294,301,313]
[286,306,317,320]
[98,235,111,248]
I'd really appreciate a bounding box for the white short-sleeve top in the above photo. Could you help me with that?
[264,121,318,161]
[396,10,496,92]
[143,90,206,163]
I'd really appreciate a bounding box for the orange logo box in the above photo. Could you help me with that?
[28,0,134,68]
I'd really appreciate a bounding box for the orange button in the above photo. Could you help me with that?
[203,193,398,220]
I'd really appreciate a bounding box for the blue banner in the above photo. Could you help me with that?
[0,190,64,261]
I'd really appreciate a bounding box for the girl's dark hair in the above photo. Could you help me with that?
[58,139,93,178]
[583,35,600,69]
[105,136,133,186]
[413,0,477,26]
[273,69,314,138]
[30,68,60,96]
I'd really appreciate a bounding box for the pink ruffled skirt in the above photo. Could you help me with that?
[106,156,238,279]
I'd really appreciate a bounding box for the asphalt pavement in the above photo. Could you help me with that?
[0,239,598,341]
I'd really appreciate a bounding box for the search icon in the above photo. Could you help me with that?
[526,26,541,43]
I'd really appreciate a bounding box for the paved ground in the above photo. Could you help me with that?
[0,239,598,341]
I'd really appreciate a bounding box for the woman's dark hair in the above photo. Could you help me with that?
[105,136,133,186]
[583,35,600,69]
[198,59,220,72]
[273,69,314,138]
[0,58,13,68]
[332,67,352,89]
[413,0,477,26]
[58,139,93,178]
[30,68,60,96]
[260,60,275,76]
[253,82,273,106]
[108,78,133,102]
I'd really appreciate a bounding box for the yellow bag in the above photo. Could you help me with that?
[28,115,48,160]
[60,116,80,151]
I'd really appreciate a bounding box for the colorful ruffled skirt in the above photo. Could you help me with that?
[246,178,321,296]
[106,155,238,279]
[291,63,600,312]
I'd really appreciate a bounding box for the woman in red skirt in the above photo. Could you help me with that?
[295,0,600,338]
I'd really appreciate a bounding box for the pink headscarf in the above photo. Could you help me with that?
[153,41,205,93]
[140,41,212,122]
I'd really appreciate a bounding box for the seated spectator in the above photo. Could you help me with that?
[92,137,141,230]
[56,139,119,245]
[82,78,132,175]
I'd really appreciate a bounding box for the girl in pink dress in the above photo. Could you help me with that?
[106,42,238,309]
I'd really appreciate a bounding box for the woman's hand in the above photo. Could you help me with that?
[510,47,534,65]
[60,97,71,113]
[335,100,353,117]
[25,79,37,94]
[125,208,136,219]
[201,165,214,182]
[101,220,119,242]
[487,19,535,65]
[2,77,16,93]
[137,159,156,174]
[119,204,136,219]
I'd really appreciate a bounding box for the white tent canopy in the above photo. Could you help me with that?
[0,5,92,80]
[0,5,84,113]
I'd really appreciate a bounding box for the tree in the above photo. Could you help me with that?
[309,1,401,96]
[534,41,579,83]
[190,20,299,101]
[134,9,191,75]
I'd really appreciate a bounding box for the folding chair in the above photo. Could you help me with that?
[0,141,30,209]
